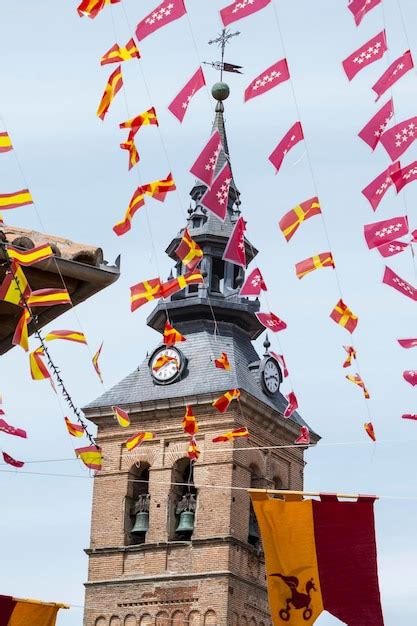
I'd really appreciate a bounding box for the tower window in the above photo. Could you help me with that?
[128,463,150,545]
[248,464,262,548]
[169,458,197,541]
[211,257,225,294]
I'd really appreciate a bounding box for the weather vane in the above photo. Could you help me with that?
[203,28,243,81]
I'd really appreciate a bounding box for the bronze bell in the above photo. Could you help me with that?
[131,510,149,535]
[175,510,195,534]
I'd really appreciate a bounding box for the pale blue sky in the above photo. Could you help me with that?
[0,1,417,624]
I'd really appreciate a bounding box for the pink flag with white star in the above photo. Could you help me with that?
[403,371,417,386]
[270,351,289,377]
[398,338,417,349]
[220,0,271,26]
[391,160,417,193]
[244,58,290,102]
[358,99,393,150]
[348,0,381,26]
[239,267,267,296]
[200,163,232,220]
[283,391,298,418]
[295,425,310,444]
[189,130,222,187]
[361,161,401,211]
[256,312,287,332]
[136,0,186,41]
[168,67,206,123]
[2,451,24,468]
[372,50,414,101]
[269,121,304,173]
[402,414,417,420]
[377,240,409,257]
[0,418,27,439]
[380,116,417,161]
[342,30,387,81]
[364,215,408,249]
[222,216,246,267]
[382,266,417,301]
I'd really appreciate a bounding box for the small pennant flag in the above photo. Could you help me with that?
[163,322,186,347]
[153,353,177,372]
[2,451,24,468]
[269,122,304,173]
[27,288,71,308]
[343,346,357,368]
[160,271,204,299]
[256,312,287,333]
[96,65,123,121]
[403,371,417,387]
[212,427,249,442]
[240,267,267,296]
[0,131,13,153]
[0,261,30,305]
[120,107,159,131]
[402,414,417,421]
[0,418,27,439]
[175,228,203,271]
[92,342,104,383]
[187,436,200,461]
[125,431,155,451]
[6,243,54,266]
[45,330,87,344]
[212,389,240,413]
[377,240,409,258]
[12,309,30,352]
[398,338,417,349]
[279,197,321,242]
[372,50,414,101]
[113,406,130,428]
[190,130,222,187]
[77,0,120,18]
[214,352,231,371]
[364,422,376,442]
[223,217,246,268]
[362,162,401,211]
[0,189,33,210]
[342,31,387,80]
[64,417,84,438]
[130,278,162,311]
[358,99,394,151]
[364,215,408,250]
[120,137,140,171]
[220,0,271,25]
[100,39,140,65]
[295,426,310,445]
[283,391,298,418]
[348,0,381,25]
[346,374,370,399]
[380,116,417,161]
[244,58,290,102]
[182,405,198,436]
[75,446,103,471]
[382,266,417,301]
[136,0,187,41]
[330,299,358,334]
[391,160,417,193]
[270,351,289,378]
[295,252,335,280]
[168,67,206,123]
[29,347,51,381]
[200,163,233,221]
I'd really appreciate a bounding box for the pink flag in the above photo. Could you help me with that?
[383,266,417,301]
[168,67,206,123]
[256,312,287,332]
[342,31,387,80]
[348,0,381,26]
[220,0,271,26]
[2,451,24,468]
[135,0,186,41]
[402,414,417,420]
[200,163,232,220]
[358,99,393,150]
[295,425,310,444]
[269,121,304,173]
[398,338,417,349]
[244,58,290,102]
[190,130,222,187]
[222,217,246,267]
[364,215,408,249]
[404,371,417,386]
[391,160,417,193]
[0,419,27,439]
[270,351,289,377]
[239,267,267,296]
[283,391,298,418]
[377,240,409,257]
[372,50,414,101]
[380,117,417,161]
[362,161,401,211]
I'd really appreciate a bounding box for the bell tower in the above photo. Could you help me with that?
[82,81,318,626]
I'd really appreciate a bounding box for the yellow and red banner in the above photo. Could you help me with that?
[130,278,162,311]
[29,347,51,381]
[12,309,30,352]
[75,445,103,471]
[346,373,370,399]
[153,353,177,372]
[0,131,13,153]
[212,427,249,442]
[0,261,30,305]
[365,422,376,441]
[251,492,384,626]
[182,405,198,436]
[6,243,53,266]
[212,389,240,413]
[175,228,203,271]
[187,436,200,461]
[101,39,140,65]
[125,431,155,451]
[92,342,104,383]
[163,321,186,347]
[330,299,358,334]
[120,107,158,131]
[214,352,231,371]
[295,252,335,280]
[0,189,33,210]
[96,65,123,120]
[120,137,140,171]
[279,197,321,242]
[45,330,87,344]
[112,405,130,428]
[0,595,68,625]
[77,0,120,18]
[27,288,71,308]
[64,416,84,438]
[160,270,204,298]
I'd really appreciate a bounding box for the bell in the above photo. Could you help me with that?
[248,516,260,544]
[131,511,149,535]
[175,510,195,534]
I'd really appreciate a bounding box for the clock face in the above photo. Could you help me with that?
[150,347,183,385]
[261,358,281,396]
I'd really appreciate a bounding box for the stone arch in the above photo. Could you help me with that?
[109,618,121,626]
[259,622,265,626]
[240,617,248,626]
[165,442,192,466]
[249,618,257,626]
[169,457,197,540]
[155,611,170,626]
[126,461,151,546]
[204,610,217,625]
[139,615,152,626]
[188,611,201,626]
[95,618,107,626]
[124,616,137,626]
[243,448,266,476]
[231,613,239,626]
[172,610,186,626]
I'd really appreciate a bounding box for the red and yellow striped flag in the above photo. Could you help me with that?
[152,353,177,372]
[125,431,155,451]
[214,352,231,371]
[163,322,186,347]
[113,187,146,236]
[27,288,71,308]
[212,389,241,413]
[119,107,158,131]
[330,299,358,334]
[101,39,140,65]
[175,227,203,271]
[364,422,376,441]
[346,373,370,399]
[45,329,87,344]
[92,342,104,383]
[130,278,162,311]
[343,345,357,368]
[182,405,198,436]
[96,65,123,121]
[29,347,51,381]
[279,196,321,242]
[112,405,130,428]
[187,436,200,461]
[65,416,84,438]
[212,427,249,443]
[12,309,30,352]
[160,270,204,298]
[120,137,140,170]
[6,243,53,266]
[0,261,31,305]
[77,0,120,19]
[0,189,33,210]
[295,252,335,279]
[142,172,176,201]
[0,131,13,153]
[75,445,103,471]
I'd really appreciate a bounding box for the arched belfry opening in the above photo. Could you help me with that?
[169,458,197,541]
[127,462,150,546]
[248,464,263,548]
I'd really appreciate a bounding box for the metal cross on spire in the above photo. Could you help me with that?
[203,28,243,81]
